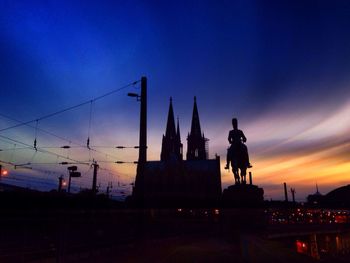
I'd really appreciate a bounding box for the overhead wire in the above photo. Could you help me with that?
[0,80,140,133]
[0,134,125,188]
[0,146,31,151]
[0,110,124,162]
[87,100,93,149]
[2,175,59,188]
[34,119,38,150]
[0,79,141,191]
[0,134,89,166]
[0,113,73,144]
[0,129,120,165]
[0,159,16,167]
[0,107,139,163]
[10,143,16,164]
[0,161,130,196]
[0,135,121,192]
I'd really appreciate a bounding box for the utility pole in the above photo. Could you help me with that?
[106,182,113,198]
[134,76,147,200]
[67,166,81,193]
[58,175,64,192]
[284,182,289,202]
[139,76,147,164]
[249,171,253,185]
[290,188,296,204]
[92,161,99,194]
[68,174,71,193]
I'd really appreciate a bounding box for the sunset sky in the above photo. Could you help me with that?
[1,0,350,200]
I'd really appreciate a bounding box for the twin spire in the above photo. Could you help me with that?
[164,97,181,141]
[161,97,208,161]
[161,97,183,161]
[187,96,208,160]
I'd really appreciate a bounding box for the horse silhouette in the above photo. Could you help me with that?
[227,142,248,185]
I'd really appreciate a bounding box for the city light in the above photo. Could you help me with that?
[296,240,308,254]
[269,208,350,225]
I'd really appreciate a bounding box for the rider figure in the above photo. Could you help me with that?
[225,118,252,169]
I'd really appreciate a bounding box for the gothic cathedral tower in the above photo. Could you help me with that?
[160,98,183,161]
[187,97,208,160]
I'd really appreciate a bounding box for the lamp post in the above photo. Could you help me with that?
[127,76,147,164]
[67,166,81,193]
[58,175,64,192]
[91,161,99,194]
[128,76,147,199]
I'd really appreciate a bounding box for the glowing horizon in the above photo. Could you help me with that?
[1,1,350,201]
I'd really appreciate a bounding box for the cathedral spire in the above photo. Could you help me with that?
[165,97,176,139]
[190,96,202,137]
[316,183,320,195]
[176,117,183,160]
[161,97,183,161]
[176,117,181,141]
[187,97,207,160]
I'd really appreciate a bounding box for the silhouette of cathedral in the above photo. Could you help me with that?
[187,97,209,160]
[133,97,221,207]
[160,98,183,161]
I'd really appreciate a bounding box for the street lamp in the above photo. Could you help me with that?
[127,92,140,101]
[67,165,81,193]
[127,76,147,164]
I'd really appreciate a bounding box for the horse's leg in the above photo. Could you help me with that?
[233,167,240,185]
[236,168,241,184]
[241,167,247,184]
[236,173,240,184]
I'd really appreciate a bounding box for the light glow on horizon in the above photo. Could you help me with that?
[1,1,350,200]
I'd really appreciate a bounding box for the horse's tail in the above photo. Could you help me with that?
[239,143,249,168]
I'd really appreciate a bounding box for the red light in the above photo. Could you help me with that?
[296,240,308,254]
[1,170,8,176]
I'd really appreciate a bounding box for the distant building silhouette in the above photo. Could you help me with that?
[307,184,324,206]
[323,184,350,208]
[132,97,221,207]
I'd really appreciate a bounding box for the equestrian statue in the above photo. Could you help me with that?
[225,118,252,184]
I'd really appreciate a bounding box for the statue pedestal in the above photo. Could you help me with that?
[222,184,264,208]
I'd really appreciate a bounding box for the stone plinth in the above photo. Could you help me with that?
[222,184,264,208]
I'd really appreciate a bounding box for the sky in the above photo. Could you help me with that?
[1,0,350,200]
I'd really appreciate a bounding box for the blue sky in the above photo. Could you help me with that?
[1,0,350,200]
